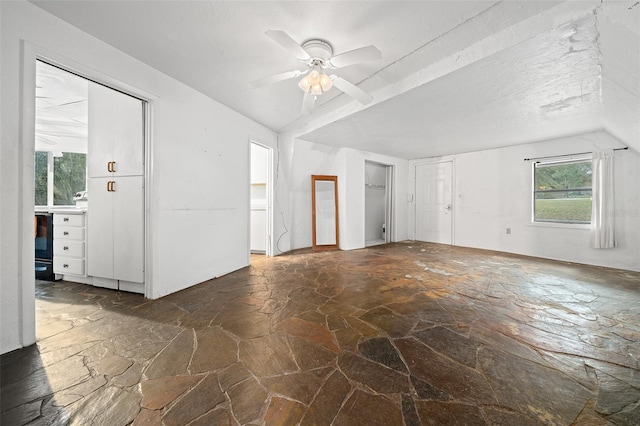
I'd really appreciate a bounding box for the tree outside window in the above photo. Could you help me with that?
[35,151,87,206]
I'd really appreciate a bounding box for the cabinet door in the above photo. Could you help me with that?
[113,176,144,283]
[87,177,115,279]
[88,82,144,178]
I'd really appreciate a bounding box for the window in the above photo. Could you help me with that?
[533,158,592,224]
[34,151,87,207]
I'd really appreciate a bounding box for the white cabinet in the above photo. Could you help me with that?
[88,176,144,284]
[53,212,86,277]
[87,81,145,292]
[88,82,144,178]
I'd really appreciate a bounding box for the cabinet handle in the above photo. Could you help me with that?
[63,246,69,251]
[63,231,69,236]
[107,162,111,173]
[111,161,116,173]
[63,264,69,268]
[63,217,69,222]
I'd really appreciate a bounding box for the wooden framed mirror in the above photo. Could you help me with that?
[311,175,339,251]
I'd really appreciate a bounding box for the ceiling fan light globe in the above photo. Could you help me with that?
[307,70,321,86]
[319,73,333,91]
[298,76,311,92]
[311,84,323,95]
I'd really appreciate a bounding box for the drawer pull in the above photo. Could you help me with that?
[63,231,69,236]
[63,264,69,268]
[63,217,69,222]
[63,246,69,251]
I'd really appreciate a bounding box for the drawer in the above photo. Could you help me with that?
[54,213,85,227]
[54,240,85,258]
[54,257,85,276]
[54,226,85,241]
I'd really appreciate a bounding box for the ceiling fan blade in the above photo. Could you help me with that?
[330,76,373,105]
[301,91,315,115]
[248,69,305,89]
[265,30,311,61]
[329,45,381,68]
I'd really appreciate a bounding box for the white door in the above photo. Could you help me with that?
[87,177,114,279]
[415,161,453,244]
[112,176,144,283]
[87,176,144,283]
[88,82,144,178]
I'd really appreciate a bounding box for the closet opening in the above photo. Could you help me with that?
[365,161,393,247]
[250,141,273,258]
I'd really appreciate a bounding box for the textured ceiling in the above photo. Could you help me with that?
[298,14,605,158]
[35,61,88,154]
[30,1,639,159]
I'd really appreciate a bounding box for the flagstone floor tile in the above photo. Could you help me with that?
[2,242,639,425]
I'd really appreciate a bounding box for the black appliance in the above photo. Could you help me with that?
[35,213,55,281]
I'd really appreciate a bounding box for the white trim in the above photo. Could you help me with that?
[20,41,38,349]
[527,221,590,230]
[143,100,153,298]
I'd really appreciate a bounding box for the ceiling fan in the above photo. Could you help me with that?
[249,30,381,114]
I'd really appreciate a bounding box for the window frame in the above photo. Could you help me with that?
[531,155,593,227]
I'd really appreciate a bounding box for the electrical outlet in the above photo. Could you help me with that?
[506,227,511,235]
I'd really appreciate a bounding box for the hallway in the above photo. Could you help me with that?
[2,242,639,425]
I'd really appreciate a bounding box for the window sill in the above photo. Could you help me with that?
[528,221,590,230]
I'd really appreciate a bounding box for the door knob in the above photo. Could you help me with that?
[446,204,452,211]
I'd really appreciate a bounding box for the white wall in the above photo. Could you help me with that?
[276,133,409,252]
[0,1,276,354]
[409,131,640,272]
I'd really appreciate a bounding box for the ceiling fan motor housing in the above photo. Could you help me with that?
[302,39,333,67]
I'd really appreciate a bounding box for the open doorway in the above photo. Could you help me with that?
[34,60,146,294]
[35,61,89,282]
[365,161,393,247]
[250,141,273,257]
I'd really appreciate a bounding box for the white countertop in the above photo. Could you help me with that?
[35,207,87,214]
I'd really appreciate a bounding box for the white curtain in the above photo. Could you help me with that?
[590,149,616,248]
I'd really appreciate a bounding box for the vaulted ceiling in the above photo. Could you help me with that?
[31,0,639,158]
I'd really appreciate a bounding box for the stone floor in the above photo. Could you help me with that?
[2,242,640,425]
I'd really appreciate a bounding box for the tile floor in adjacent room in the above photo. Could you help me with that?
[1,242,639,425]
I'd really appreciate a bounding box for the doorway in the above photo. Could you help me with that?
[415,161,453,244]
[34,60,146,293]
[365,161,393,247]
[250,142,273,256]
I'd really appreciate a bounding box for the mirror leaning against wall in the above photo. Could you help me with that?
[311,175,339,251]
